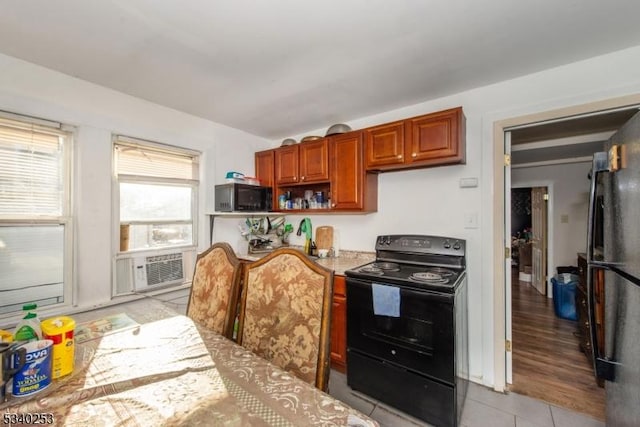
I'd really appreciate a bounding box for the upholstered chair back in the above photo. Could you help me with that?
[187,242,242,339]
[237,248,334,391]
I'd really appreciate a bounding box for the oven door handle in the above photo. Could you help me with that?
[361,331,433,357]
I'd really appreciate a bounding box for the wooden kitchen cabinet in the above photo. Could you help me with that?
[258,106,463,214]
[275,145,300,185]
[330,131,378,211]
[577,253,605,387]
[364,120,406,169]
[365,107,465,171]
[268,131,378,213]
[275,139,329,185]
[255,149,275,187]
[331,275,347,372]
[255,149,276,207]
[299,139,330,183]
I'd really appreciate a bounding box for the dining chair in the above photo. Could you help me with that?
[237,248,334,391]
[186,242,243,339]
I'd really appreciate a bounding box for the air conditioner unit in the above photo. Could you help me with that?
[114,248,196,295]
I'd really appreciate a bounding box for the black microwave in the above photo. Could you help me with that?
[214,183,272,212]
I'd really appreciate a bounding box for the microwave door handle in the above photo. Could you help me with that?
[586,151,615,382]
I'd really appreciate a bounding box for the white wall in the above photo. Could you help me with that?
[0,53,270,312]
[3,43,640,389]
[512,161,592,284]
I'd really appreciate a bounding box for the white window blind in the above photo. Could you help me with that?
[115,139,198,180]
[0,113,70,316]
[0,117,65,217]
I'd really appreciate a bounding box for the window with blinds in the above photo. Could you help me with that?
[114,137,199,252]
[0,114,71,315]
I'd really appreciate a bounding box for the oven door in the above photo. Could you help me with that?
[346,277,455,384]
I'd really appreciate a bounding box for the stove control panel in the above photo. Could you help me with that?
[376,235,465,257]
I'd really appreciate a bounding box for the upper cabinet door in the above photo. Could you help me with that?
[331,131,364,210]
[255,149,275,188]
[406,107,465,166]
[364,121,405,170]
[275,145,299,185]
[299,139,330,183]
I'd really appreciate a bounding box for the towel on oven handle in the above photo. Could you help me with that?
[371,283,400,317]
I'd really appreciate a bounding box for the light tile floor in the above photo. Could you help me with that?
[328,370,605,427]
[163,295,605,427]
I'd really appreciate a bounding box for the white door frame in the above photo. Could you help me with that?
[504,132,512,384]
[491,94,640,392]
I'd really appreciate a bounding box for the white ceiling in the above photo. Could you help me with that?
[1,0,640,140]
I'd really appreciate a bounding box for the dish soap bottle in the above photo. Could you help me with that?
[14,303,41,342]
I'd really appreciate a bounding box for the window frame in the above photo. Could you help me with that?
[112,136,200,255]
[0,111,74,317]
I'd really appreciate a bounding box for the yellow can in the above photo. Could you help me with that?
[41,316,76,379]
[0,329,13,343]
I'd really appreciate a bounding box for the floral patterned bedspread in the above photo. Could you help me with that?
[1,300,378,427]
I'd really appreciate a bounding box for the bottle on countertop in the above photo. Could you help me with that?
[13,303,42,342]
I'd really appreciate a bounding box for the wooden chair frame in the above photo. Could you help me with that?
[186,242,243,339]
[237,248,334,391]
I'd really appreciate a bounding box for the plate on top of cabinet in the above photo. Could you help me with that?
[300,135,323,142]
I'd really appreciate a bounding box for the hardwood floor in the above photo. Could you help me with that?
[509,267,605,420]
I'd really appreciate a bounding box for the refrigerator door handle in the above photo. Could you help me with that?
[586,152,616,382]
[586,151,608,264]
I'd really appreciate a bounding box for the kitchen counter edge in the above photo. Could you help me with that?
[239,249,375,275]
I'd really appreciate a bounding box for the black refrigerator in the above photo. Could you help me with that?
[587,110,640,426]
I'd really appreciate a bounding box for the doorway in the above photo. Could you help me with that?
[494,96,640,418]
[508,182,605,419]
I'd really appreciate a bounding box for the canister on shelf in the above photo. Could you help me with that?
[41,316,76,379]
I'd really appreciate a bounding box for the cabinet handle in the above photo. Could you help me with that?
[301,176,305,181]
[293,176,297,181]
[412,153,417,158]
[397,155,402,159]
[332,203,336,208]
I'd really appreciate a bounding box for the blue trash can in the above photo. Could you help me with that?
[551,273,579,321]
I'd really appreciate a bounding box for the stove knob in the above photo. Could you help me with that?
[443,240,451,249]
[453,241,461,250]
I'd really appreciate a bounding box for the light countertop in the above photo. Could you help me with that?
[239,249,375,275]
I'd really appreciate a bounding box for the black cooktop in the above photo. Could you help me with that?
[345,261,465,293]
[345,234,467,293]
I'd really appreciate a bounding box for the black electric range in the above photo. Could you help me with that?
[345,234,468,427]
